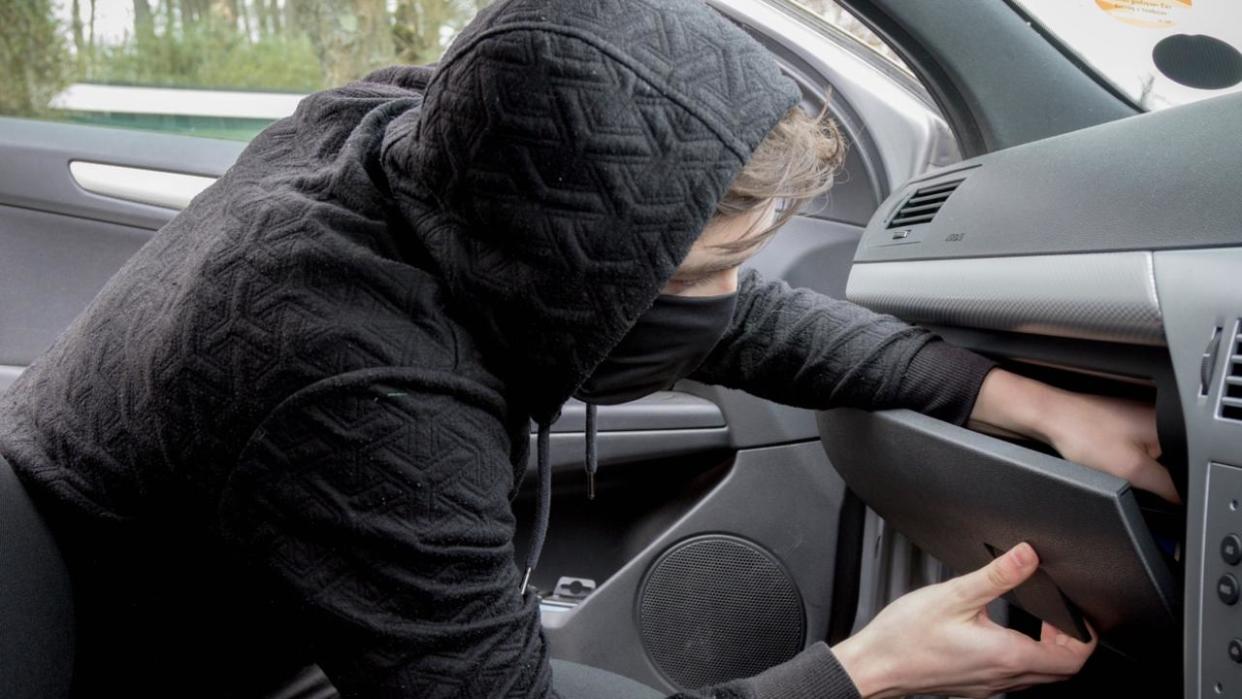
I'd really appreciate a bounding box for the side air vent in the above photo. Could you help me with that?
[886,179,963,229]
[1221,322,1242,421]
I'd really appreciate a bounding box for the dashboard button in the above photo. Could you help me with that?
[1231,639,1242,664]
[1218,574,1240,605]
[1223,534,1242,566]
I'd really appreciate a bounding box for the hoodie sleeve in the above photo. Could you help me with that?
[217,367,862,699]
[217,369,555,697]
[670,642,861,699]
[689,268,996,425]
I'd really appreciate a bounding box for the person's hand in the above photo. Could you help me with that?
[969,369,1179,503]
[832,543,1097,698]
[1040,390,1178,503]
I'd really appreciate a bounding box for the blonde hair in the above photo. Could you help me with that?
[712,105,845,253]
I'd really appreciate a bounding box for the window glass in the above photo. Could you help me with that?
[785,0,912,76]
[4,0,924,142]
[2,0,489,140]
[1015,0,1242,110]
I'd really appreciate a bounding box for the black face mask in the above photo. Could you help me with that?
[574,292,738,405]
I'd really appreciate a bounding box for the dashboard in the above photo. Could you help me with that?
[828,90,1242,697]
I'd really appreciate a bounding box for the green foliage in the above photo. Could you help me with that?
[393,0,490,65]
[0,0,492,127]
[0,0,73,117]
[89,22,324,91]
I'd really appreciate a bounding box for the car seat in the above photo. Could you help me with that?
[0,453,74,698]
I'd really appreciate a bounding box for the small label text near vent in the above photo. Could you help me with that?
[1220,322,1242,421]
[886,179,963,229]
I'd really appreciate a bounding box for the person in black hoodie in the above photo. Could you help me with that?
[0,0,1179,697]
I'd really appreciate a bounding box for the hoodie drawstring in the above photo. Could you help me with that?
[521,405,601,596]
[522,420,553,596]
[584,403,598,501]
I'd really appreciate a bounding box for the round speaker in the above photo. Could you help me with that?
[637,534,806,689]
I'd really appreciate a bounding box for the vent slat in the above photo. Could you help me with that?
[895,201,946,216]
[889,214,936,227]
[886,179,963,229]
[1221,321,1242,422]
[905,192,954,206]
[913,181,961,196]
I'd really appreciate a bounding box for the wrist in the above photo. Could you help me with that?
[970,369,1067,446]
[832,634,897,699]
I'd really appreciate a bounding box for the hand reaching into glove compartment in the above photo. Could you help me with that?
[832,543,1097,699]
[968,368,1180,503]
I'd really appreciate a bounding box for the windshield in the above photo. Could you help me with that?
[1015,0,1242,111]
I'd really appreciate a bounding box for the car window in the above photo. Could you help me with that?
[6,0,917,143]
[1014,0,1242,110]
[3,0,489,141]
[784,0,913,77]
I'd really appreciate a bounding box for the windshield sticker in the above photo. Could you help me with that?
[1021,0,1242,108]
[1095,0,1192,29]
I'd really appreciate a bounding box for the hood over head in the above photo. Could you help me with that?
[380,0,799,423]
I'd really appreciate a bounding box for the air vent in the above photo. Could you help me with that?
[886,179,963,229]
[1220,322,1242,421]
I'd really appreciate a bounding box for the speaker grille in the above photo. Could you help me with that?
[637,535,805,689]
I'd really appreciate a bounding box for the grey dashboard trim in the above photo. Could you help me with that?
[846,251,1165,346]
[1151,247,1242,699]
[854,92,1242,263]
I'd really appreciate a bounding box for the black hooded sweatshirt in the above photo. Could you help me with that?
[0,0,995,696]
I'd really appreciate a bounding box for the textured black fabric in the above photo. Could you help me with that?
[0,0,993,697]
[574,292,738,406]
[380,0,800,426]
[690,270,996,424]
[0,454,75,699]
[749,643,861,699]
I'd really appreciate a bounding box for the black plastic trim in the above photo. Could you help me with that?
[998,0,1144,112]
[836,0,1137,156]
[826,488,865,645]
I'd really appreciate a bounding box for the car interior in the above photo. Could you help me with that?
[1,1,1240,698]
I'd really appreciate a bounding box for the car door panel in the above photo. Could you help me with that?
[0,203,149,372]
[0,118,245,388]
[0,118,241,229]
[531,441,846,693]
